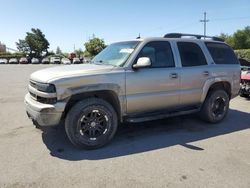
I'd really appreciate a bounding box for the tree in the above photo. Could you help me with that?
[232,26,250,49]
[75,48,83,57]
[219,26,250,49]
[84,37,106,57]
[219,33,235,48]
[56,46,62,55]
[16,28,50,57]
[16,39,30,54]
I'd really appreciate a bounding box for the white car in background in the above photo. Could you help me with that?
[50,57,61,64]
[61,58,71,65]
[41,57,50,64]
[31,58,40,64]
[72,57,81,64]
[0,58,8,64]
[9,58,18,64]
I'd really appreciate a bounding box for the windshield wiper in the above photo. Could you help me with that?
[92,60,117,67]
[91,60,104,64]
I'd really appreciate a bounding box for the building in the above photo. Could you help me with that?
[0,41,6,52]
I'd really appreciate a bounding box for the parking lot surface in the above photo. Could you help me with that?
[0,65,250,188]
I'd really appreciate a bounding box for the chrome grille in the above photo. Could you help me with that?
[29,92,37,100]
[30,81,37,89]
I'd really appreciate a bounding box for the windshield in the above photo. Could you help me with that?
[92,41,140,66]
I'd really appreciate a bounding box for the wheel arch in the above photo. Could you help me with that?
[201,80,232,102]
[62,90,123,122]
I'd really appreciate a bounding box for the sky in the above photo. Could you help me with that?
[0,0,250,52]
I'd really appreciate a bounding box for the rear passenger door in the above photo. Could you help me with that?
[177,42,211,106]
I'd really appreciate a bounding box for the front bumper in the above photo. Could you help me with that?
[24,93,66,126]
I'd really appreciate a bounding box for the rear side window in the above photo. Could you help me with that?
[177,42,207,67]
[205,42,239,64]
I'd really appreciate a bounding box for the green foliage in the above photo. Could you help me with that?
[234,49,250,62]
[0,52,25,59]
[75,48,84,57]
[46,51,55,57]
[84,37,106,57]
[83,50,91,57]
[62,52,69,58]
[16,39,30,54]
[220,26,250,49]
[56,46,62,55]
[16,28,50,58]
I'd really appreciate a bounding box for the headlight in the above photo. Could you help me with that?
[30,81,56,93]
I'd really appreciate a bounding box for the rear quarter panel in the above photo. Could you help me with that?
[201,64,241,102]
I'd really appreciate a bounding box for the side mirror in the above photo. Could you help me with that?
[133,57,151,69]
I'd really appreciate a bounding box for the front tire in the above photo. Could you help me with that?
[200,90,229,123]
[65,98,118,149]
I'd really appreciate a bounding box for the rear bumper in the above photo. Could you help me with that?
[24,93,66,126]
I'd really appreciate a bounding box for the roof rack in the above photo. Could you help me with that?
[163,33,224,42]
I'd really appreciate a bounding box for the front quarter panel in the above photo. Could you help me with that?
[50,69,126,114]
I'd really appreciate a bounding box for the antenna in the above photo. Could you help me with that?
[136,33,141,39]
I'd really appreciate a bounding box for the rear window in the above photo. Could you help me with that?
[205,42,239,64]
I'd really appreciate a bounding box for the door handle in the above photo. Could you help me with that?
[203,71,209,76]
[170,73,178,79]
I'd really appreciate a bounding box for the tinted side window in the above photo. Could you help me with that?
[177,42,207,67]
[205,42,239,64]
[138,41,175,68]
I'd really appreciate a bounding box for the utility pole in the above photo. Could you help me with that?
[200,12,209,38]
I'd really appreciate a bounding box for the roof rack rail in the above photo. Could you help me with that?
[163,33,224,42]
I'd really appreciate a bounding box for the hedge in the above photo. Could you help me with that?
[0,52,25,59]
[234,49,250,63]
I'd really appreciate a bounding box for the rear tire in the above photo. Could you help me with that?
[240,93,249,98]
[65,98,118,149]
[200,90,229,123]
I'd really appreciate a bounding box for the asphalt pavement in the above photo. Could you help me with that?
[0,65,249,188]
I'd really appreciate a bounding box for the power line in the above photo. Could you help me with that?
[210,16,250,22]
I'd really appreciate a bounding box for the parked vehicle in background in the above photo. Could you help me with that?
[31,58,40,64]
[41,57,50,64]
[50,57,61,64]
[239,58,250,67]
[9,58,18,64]
[25,33,241,149]
[61,58,71,65]
[80,57,90,64]
[0,58,8,64]
[84,57,91,63]
[19,57,29,64]
[240,66,250,98]
[72,57,81,64]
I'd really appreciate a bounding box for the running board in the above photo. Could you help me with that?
[125,108,200,123]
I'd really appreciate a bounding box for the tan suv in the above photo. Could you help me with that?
[25,33,241,149]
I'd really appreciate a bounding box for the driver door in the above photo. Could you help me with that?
[125,41,180,114]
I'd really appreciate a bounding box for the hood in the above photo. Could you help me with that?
[241,71,250,80]
[30,64,115,83]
